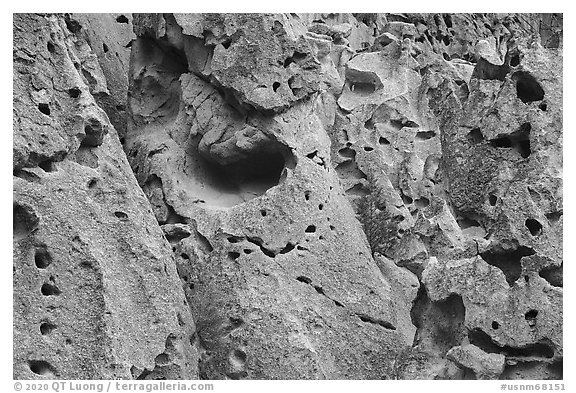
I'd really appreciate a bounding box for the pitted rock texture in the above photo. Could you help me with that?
[66,13,136,140]
[14,13,562,380]
[126,15,413,378]
[13,13,197,379]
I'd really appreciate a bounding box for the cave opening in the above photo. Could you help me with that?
[512,71,544,103]
[480,245,536,286]
[184,136,295,208]
[204,148,291,197]
[489,123,531,159]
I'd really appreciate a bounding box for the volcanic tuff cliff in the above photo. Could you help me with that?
[13,13,563,380]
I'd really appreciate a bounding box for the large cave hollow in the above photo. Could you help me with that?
[182,136,296,208]
[130,31,297,209]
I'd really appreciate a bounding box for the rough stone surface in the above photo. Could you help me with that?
[446,344,505,379]
[13,13,197,380]
[68,13,136,140]
[14,12,562,380]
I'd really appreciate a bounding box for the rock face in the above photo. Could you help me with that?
[14,13,562,380]
[68,13,135,139]
[13,13,197,379]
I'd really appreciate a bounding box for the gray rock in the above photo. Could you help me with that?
[14,12,562,380]
[447,344,505,379]
[13,13,197,380]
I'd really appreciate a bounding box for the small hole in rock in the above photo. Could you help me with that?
[47,41,55,53]
[349,81,376,95]
[116,15,129,23]
[306,151,318,160]
[228,251,241,260]
[181,253,189,260]
[82,119,105,147]
[279,243,295,254]
[489,194,498,206]
[545,211,562,224]
[38,103,50,116]
[516,123,532,158]
[64,17,82,33]
[35,248,52,269]
[539,102,547,111]
[78,260,93,269]
[296,276,312,284]
[415,197,430,208]
[13,203,40,241]
[68,87,81,98]
[513,71,544,103]
[363,146,374,152]
[243,249,253,254]
[416,131,436,140]
[28,360,56,377]
[480,246,535,286]
[490,136,512,148]
[539,264,562,287]
[260,209,267,217]
[283,51,307,67]
[38,159,56,172]
[288,75,302,96]
[40,322,56,335]
[402,194,413,205]
[41,282,61,296]
[87,178,97,188]
[378,137,390,145]
[114,211,128,220]
[155,353,169,366]
[305,225,316,233]
[318,204,324,210]
[338,147,356,159]
[272,82,281,92]
[125,40,133,48]
[525,218,542,236]
[525,309,538,327]
[492,321,500,329]
[510,54,520,67]
[467,128,484,144]
[457,217,481,229]
[102,43,109,53]
[304,191,311,201]
[229,316,244,328]
[232,349,247,364]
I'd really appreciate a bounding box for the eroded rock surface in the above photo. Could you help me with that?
[13,13,197,379]
[126,13,415,379]
[14,12,562,380]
